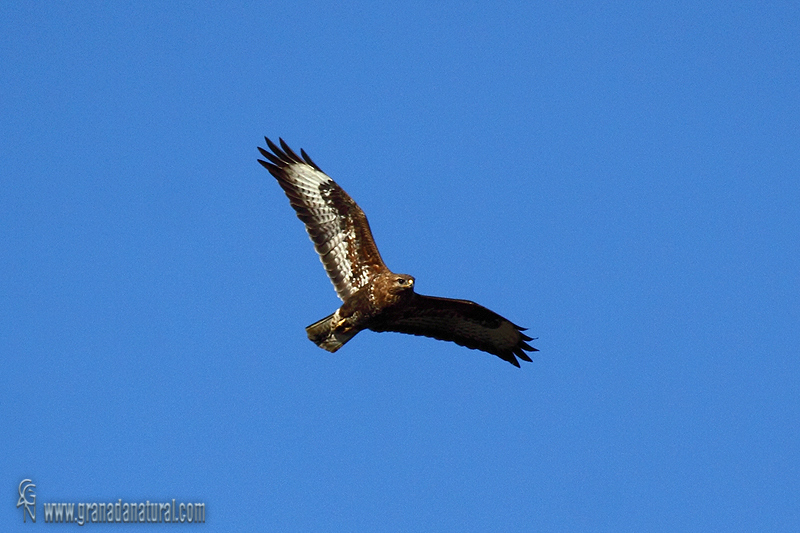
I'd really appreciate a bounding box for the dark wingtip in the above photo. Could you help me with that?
[510,328,537,367]
[258,137,322,172]
[300,148,322,170]
[279,138,303,163]
[515,348,534,363]
[257,159,280,176]
[265,137,284,158]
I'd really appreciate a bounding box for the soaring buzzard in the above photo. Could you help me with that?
[257,138,537,366]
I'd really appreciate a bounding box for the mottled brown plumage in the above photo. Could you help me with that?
[257,137,537,366]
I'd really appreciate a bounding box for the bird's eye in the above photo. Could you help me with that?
[397,278,405,284]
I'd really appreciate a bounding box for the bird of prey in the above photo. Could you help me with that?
[257,138,537,366]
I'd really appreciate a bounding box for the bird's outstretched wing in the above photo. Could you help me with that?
[369,294,537,366]
[258,137,387,301]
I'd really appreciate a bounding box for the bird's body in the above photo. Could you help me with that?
[306,271,416,352]
[257,138,536,366]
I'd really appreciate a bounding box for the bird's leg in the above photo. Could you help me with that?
[332,300,363,334]
[332,312,351,333]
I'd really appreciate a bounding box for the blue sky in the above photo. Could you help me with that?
[2,2,798,530]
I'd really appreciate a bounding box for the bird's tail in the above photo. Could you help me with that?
[306,313,357,353]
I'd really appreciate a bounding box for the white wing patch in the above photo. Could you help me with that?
[258,138,386,302]
[279,163,358,300]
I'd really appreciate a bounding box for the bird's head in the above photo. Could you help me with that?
[391,274,415,294]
